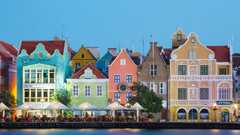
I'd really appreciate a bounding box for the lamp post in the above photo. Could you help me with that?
[213,103,217,122]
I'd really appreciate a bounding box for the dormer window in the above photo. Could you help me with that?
[81,54,85,58]
[120,59,126,65]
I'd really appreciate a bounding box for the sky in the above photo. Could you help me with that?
[0,0,240,55]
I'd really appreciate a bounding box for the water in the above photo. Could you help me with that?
[0,129,240,135]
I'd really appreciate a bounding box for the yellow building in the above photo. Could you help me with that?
[71,46,97,72]
[169,33,235,122]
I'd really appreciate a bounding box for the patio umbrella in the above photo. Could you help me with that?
[47,102,69,110]
[17,103,32,110]
[0,102,9,118]
[131,102,144,122]
[78,102,97,111]
[78,102,98,117]
[106,102,126,119]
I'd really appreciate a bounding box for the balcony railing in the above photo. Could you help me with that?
[170,75,232,81]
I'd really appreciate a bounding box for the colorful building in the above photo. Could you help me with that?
[0,41,18,98]
[169,33,233,122]
[96,48,117,77]
[71,46,97,72]
[108,49,138,105]
[66,64,108,108]
[138,41,169,119]
[17,40,72,106]
[232,53,240,102]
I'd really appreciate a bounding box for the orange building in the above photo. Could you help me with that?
[108,49,137,105]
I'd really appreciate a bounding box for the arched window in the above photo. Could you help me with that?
[200,109,209,120]
[189,109,198,120]
[177,109,186,120]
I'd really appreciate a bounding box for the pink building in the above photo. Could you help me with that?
[108,49,137,105]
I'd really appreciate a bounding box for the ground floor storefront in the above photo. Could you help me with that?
[169,105,237,122]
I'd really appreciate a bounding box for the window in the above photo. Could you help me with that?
[114,75,120,83]
[200,65,208,75]
[200,88,209,100]
[81,54,85,58]
[149,82,155,91]
[37,69,42,83]
[126,92,132,101]
[219,68,227,75]
[97,86,103,96]
[75,63,81,70]
[178,88,187,100]
[126,75,132,83]
[30,69,36,83]
[159,82,165,94]
[24,89,29,102]
[85,86,91,96]
[114,92,120,101]
[24,70,30,83]
[43,89,48,102]
[120,59,126,65]
[149,64,157,76]
[37,89,42,102]
[72,84,79,96]
[218,88,230,100]
[30,89,36,102]
[49,69,55,83]
[43,69,48,83]
[178,65,187,75]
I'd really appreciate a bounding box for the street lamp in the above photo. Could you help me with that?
[213,103,217,122]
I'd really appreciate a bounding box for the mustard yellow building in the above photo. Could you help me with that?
[169,33,235,122]
[71,46,97,72]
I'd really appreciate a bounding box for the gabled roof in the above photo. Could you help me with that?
[19,40,65,55]
[86,47,100,59]
[207,45,230,62]
[0,41,17,60]
[0,41,18,57]
[161,48,172,64]
[72,64,107,79]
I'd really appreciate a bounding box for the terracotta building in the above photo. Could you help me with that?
[108,49,138,105]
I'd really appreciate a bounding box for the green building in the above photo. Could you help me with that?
[66,64,108,108]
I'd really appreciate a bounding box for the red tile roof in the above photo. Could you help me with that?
[19,40,65,55]
[72,64,107,79]
[0,41,17,61]
[207,45,230,62]
[0,41,17,57]
[233,53,240,68]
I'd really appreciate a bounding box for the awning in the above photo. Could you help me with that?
[106,102,127,110]
[17,102,68,110]
[0,102,9,110]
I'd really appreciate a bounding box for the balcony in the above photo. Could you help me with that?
[170,75,232,81]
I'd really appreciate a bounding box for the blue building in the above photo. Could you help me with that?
[96,48,117,77]
[17,40,72,106]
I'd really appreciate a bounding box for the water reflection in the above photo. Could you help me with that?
[0,129,239,135]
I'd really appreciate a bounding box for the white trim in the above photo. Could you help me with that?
[108,48,137,68]
[67,79,108,83]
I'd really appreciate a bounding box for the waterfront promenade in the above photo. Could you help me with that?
[0,122,240,129]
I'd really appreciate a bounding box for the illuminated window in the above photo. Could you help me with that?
[114,75,120,83]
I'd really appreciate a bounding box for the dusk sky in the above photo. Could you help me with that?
[1,0,240,54]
